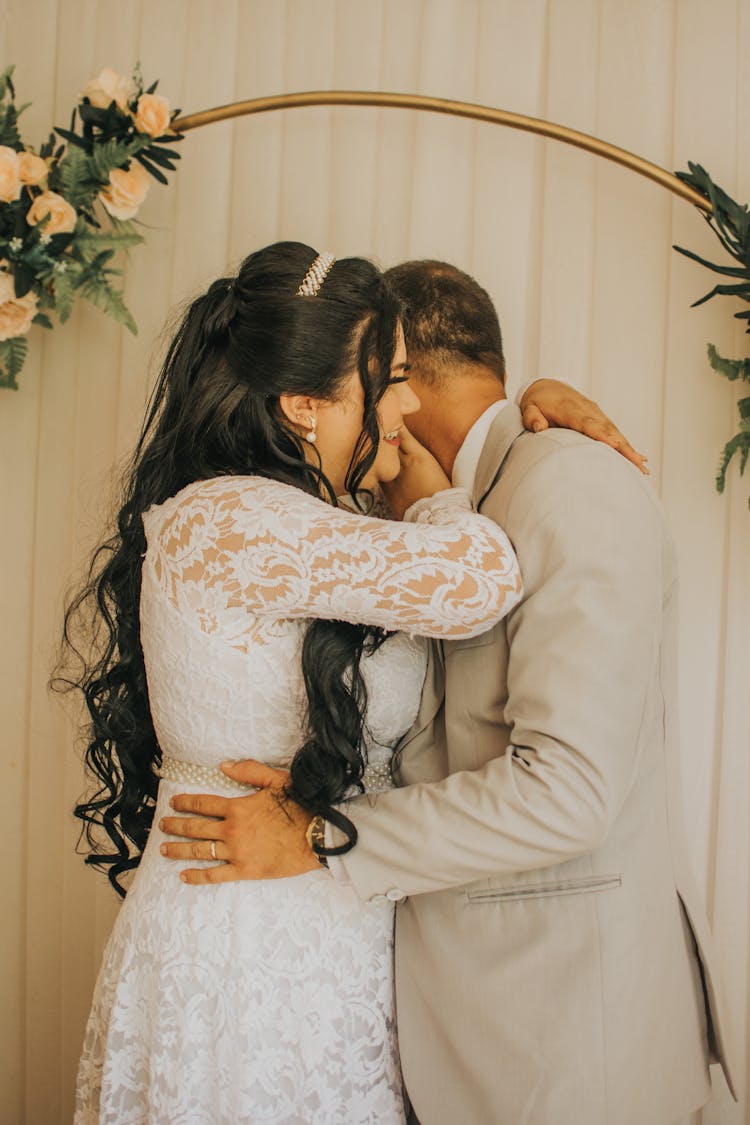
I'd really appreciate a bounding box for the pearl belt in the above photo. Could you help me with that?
[158,754,255,792]
[157,754,395,794]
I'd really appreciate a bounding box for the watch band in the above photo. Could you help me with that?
[305,814,329,868]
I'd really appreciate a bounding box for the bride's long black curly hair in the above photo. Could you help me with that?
[55,241,402,896]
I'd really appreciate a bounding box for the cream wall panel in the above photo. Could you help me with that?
[327,2,383,254]
[665,0,741,914]
[277,3,336,249]
[473,0,548,387]
[169,3,239,301]
[703,4,750,1116]
[1,1,747,1120]
[22,5,141,1118]
[370,1,425,264]
[588,0,674,462]
[228,3,287,254]
[0,0,60,1116]
[537,0,598,396]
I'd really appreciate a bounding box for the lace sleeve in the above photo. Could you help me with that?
[146,477,522,648]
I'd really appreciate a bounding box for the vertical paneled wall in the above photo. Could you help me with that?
[0,2,747,1120]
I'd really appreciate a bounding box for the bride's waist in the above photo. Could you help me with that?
[157,754,256,793]
[157,754,395,794]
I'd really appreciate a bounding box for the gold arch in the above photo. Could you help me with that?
[173,90,711,214]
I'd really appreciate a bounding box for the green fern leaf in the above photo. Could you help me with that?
[0,65,15,100]
[80,276,137,335]
[716,432,750,492]
[0,335,29,388]
[0,102,23,149]
[52,267,79,323]
[75,224,144,256]
[56,146,99,210]
[707,344,750,382]
[90,137,150,185]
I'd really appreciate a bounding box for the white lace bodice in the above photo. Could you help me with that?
[140,476,521,777]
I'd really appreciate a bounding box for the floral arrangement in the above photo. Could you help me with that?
[674,164,750,508]
[0,64,182,389]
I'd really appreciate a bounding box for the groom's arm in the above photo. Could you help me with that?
[161,434,656,887]
[320,436,668,899]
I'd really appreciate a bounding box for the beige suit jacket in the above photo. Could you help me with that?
[333,406,737,1125]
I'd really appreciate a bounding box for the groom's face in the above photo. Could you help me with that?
[399,357,444,453]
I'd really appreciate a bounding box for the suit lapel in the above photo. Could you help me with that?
[472,403,526,509]
[397,638,444,753]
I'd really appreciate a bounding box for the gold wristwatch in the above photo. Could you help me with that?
[305,815,329,868]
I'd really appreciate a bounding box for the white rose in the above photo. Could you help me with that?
[0,146,22,203]
[18,152,48,186]
[81,67,134,111]
[134,93,171,138]
[26,191,78,235]
[0,265,39,341]
[99,162,150,220]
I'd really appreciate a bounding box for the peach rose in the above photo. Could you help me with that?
[0,146,22,203]
[18,151,48,187]
[134,93,171,138]
[99,162,150,220]
[26,191,78,236]
[81,67,134,111]
[0,266,39,341]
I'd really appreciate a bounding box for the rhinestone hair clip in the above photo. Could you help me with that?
[297,252,336,296]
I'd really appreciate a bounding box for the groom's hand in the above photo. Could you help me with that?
[158,760,319,884]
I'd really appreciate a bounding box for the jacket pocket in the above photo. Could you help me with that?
[465,874,622,903]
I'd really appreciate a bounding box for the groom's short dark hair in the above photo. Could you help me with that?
[384,260,505,385]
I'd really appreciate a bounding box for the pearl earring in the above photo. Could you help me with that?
[305,416,317,444]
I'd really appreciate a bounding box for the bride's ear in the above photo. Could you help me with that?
[278,394,316,429]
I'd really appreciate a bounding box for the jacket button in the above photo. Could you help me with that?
[386,888,405,901]
[370,894,387,903]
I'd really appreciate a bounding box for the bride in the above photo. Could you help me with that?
[63,241,636,1123]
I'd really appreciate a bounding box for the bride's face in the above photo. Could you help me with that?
[303,323,420,496]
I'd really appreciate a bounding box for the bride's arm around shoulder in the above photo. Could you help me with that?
[150,471,522,643]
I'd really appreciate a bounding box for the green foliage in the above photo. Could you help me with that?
[51,264,79,323]
[715,430,750,497]
[0,66,15,99]
[0,63,183,390]
[0,65,26,149]
[55,145,100,210]
[674,166,750,507]
[89,136,151,184]
[0,336,28,389]
[707,344,750,383]
[75,219,144,255]
[79,273,137,335]
[675,163,750,330]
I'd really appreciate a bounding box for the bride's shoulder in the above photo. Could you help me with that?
[143,475,328,538]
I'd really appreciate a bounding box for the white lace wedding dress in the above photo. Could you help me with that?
[74,476,521,1125]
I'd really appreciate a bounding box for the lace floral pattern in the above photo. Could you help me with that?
[74,476,521,1124]
[148,477,521,650]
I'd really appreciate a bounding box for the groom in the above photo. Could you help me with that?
[163,260,736,1123]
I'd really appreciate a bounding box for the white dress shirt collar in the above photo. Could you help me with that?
[451,399,509,492]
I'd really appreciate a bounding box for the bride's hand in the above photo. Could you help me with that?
[379,425,452,520]
[520,379,649,474]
